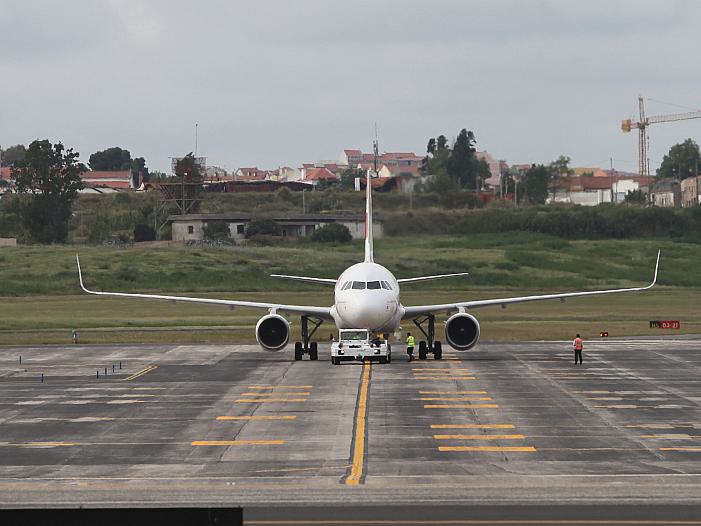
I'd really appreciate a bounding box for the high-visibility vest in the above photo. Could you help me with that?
[407,335,415,347]
[574,337,583,351]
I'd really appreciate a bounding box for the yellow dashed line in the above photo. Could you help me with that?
[216,416,297,421]
[415,377,476,381]
[438,446,536,452]
[659,447,701,452]
[191,440,284,446]
[424,404,498,409]
[430,424,515,429]
[433,434,526,440]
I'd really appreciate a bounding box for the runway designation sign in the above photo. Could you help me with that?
[649,320,681,329]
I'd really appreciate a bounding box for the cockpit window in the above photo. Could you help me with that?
[367,281,381,290]
[351,281,366,290]
[341,281,352,290]
[381,281,391,290]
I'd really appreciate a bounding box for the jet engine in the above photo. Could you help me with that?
[444,312,480,351]
[255,314,290,351]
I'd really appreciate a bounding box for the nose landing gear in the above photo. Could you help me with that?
[294,315,323,361]
[413,314,443,360]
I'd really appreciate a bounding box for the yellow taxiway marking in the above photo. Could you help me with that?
[245,521,701,525]
[431,424,516,429]
[216,416,297,421]
[641,434,694,439]
[625,424,675,429]
[241,392,311,397]
[415,378,476,381]
[235,398,307,403]
[424,404,498,409]
[248,386,313,390]
[659,447,701,452]
[438,446,536,452]
[121,365,157,382]
[433,434,526,440]
[346,360,371,486]
[191,440,284,446]
[419,391,487,395]
[420,397,493,402]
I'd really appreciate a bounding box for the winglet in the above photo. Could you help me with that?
[76,254,90,293]
[650,249,661,288]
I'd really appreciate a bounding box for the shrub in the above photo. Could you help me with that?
[245,219,280,238]
[134,223,156,242]
[203,221,230,240]
[311,223,352,243]
[87,215,111,244]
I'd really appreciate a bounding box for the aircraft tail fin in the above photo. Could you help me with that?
[364,139,377,263]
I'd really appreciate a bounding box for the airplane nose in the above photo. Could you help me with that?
[347,296,393,328]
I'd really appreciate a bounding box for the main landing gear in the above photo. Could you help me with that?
[294,315,323,361]
[413,314,442,360]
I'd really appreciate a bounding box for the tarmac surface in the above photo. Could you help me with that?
[1,338,701,521]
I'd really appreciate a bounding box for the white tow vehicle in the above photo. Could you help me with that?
[331,329,391,365]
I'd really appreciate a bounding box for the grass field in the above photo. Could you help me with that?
[0,233,697,345]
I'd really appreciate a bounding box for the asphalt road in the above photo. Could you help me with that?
[1,338,701,520]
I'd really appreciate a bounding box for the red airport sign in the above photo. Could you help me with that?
[649,320,681,329]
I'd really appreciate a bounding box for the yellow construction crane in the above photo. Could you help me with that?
[621,96,701,176]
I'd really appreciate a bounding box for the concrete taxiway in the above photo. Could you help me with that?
[1,339,701,514]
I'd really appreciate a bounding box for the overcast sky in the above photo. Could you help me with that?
[2,0,700,174]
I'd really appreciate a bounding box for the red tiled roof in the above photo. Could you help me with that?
[87,180,132,189]
[82,170,132,180]
[344,149,362,157]
[304,167,338,181]
[0,167,11,180]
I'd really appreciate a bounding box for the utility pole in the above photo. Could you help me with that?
[194,123,199,158]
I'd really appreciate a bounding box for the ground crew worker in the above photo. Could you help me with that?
[573,333,583,365]
[406,332,415,361]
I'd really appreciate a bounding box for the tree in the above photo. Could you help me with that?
[339,168,364,190]
[447,129,477,189]
[521,164,551,204]
[311,223,352,243]
[202,221,230,241]
[11,139,84,243]
[426,138,436,155]
[89,147,132,171]
[245,219,280,238]
[548,155,573,199]
[1,144,26,166]
[134,223,156,242]
[436,135,448,151]
[624,189,647,205]
[657,139,701,180]
[131,157,148,186]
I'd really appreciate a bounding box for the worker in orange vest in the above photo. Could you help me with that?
[573,333,583,365]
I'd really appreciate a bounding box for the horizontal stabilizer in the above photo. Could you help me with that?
[270,274,337,285]
[397,272,470,284]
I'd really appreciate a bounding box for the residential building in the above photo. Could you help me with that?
[169,213,383,242]
[681,176,701,207]
[650,179,681,208]
[234,167,269,181]
[475,151,505,189]
[303,167,339,186]
[203,166,231,183]
[81,170,135,190]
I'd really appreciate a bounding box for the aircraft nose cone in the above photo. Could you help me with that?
[347,296,393,329]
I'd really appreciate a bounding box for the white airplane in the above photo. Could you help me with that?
[76,165,660,362]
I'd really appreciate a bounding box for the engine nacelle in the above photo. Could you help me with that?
[444,312,480,351]
[255,314,290,351]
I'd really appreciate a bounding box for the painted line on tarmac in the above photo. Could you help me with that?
[419,391,487,395]
[248,385,313,390]
[433,434,526,440]
[343,360,371,486]
[216,415,297,421]
[121,365,157,381]
[438,446,537,452]
[419,397,493,402]
[191,440,284,446]
[424,404,498,409]
[431,424,515,429]
[414,377,476,381]
[241,392,311,397]
[659,447,701,452]
[235,398,308,403]
[245,521,701,525]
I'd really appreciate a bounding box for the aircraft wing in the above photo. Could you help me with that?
[270,274,337,285]
[403,251,660,318]
[76,255,333,319]
[397,272,469,284]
